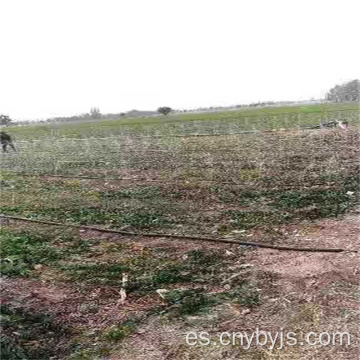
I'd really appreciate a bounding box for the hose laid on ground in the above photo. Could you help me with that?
[0,214,356,253]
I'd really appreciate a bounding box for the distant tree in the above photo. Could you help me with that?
[0,114,13,126]
[120,112,126,117]
[90,107,102,119]
[326,80,359,102]
[157,107,172,116]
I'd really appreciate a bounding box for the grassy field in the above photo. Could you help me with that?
[5,102,359,140]
[1,103,359,359]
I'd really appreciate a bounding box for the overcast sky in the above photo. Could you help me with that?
[0,0,359,120]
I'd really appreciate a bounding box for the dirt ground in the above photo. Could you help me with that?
[1,214,359,359]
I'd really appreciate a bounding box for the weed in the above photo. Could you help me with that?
[226,210,290,229]
[163,289,218,316]
[101,186,161,199]
[238,168,261,180]
[60,249,224,293]
[61,263,128,284]
[0,230,64,276]
[227,283,261,308]
[152,267,189,285]
[68,347,111,360]
[0,304,71,359]
[102,320,137,341]
[272,190,354,218]
[1,205,173,229]
[186,249,224,267]
[0,229,94,277]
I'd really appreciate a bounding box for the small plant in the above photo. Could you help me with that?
[152,267,189,285]
[0,304,71,359]
[186,249,224,267]
[0,230,64,276]
[68,347,111,360]
[226,210,290,229]
[102,320,137,341]
[2,206,173,229]
[163,289,218,316]
[61,262,127,284]
[227,283,260,308]
[101,186,161,199]
[272,190,353,218]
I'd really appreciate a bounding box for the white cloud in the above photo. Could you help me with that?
[0,0,359,120]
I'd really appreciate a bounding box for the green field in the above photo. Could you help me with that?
[6,102,359,140]
[1,103,359,359]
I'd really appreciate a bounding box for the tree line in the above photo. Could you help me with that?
[1,80,358,126]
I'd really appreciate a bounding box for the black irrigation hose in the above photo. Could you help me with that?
[0,214,356,253]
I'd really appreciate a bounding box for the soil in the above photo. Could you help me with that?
[1,214,359,359]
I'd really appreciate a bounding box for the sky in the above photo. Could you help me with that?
[0,0,359,121]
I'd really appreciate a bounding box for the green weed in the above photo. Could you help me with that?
[100,186,161,199]
[0,304,71,359]
[1,205,172,229]
[0,230,63,276]
[162,289,218,316]
[272,190,354,218]
[226,210,290,229]
[101,320,137,341]
[227,283,261,308]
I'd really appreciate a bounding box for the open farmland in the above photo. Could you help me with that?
[0,103,359,359]
[5,102,359,140]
